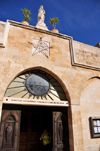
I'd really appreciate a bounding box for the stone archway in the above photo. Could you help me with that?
[1,67,74,151]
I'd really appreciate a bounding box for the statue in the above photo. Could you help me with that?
[6,123,13,144]
[38,5,45,24]
[36,5,48,30]
[58,123,63,142]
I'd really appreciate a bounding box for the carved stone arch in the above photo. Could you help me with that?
[1,111,19,122]
[89,76,100,80]
[74,72,100,104]
[82,76,100,93]
[79,75,100,95]
[79,73,100,92]
[2,66,74,151]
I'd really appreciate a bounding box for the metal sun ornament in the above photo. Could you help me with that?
[4,70,67,101]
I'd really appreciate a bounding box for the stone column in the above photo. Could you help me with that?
[71,104,84,151]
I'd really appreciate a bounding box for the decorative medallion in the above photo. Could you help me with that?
[28,37,50,58]
[25,74,50,96]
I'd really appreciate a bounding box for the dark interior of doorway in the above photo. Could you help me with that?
[2,104,69,151]
[19,106,52,151]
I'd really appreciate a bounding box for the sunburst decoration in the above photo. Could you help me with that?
[5,70,67,101]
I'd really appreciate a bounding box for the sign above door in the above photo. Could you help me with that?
[3,97,69,107]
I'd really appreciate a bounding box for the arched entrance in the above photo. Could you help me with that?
[1,69,70,151]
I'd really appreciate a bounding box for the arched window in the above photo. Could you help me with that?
[5,69,67,101]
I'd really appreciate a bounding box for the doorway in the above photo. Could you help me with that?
[1,104,69,151]
[19,106,52,151]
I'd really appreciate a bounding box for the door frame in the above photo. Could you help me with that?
[0,104,69,151]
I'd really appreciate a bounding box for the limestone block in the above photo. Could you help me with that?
[75,145,84,151]
[80,78,100,149]
[0,21,9,47]
[73,40,100,71]
[84,146,92,151]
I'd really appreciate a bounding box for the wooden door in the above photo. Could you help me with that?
[53,112,63,151]
[0,110,21,151]
[19,107,41,151]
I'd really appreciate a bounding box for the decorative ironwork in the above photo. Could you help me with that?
[5,70,67,101]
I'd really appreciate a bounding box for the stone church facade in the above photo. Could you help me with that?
[0,18,100,151]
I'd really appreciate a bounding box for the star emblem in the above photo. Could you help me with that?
[28,37,51,58]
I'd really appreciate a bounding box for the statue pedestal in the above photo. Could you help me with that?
[36,22,49,31]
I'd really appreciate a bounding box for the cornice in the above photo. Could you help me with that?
[7,20,72,40]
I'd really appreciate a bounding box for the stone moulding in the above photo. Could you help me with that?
[7,20,72,39]
[2,20,100,72]
[0,21,10,48]
[71,43,100,71]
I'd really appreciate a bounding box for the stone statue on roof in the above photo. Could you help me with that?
[38,5,45,24]
[36,5,48,30]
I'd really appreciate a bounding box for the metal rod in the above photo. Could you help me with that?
[49,91,60,99]
[18,76,26,80]
[26,84,49,87]
[47,93,54,100]
[8,89,25,97]
[51,81,58,84]
[8,86,25,89]
[33,95,35,99]
[28,94,32,99]
[21,92,28,98]
[13,81,24,83]
[50,85,61,87]
[50,88,64,94]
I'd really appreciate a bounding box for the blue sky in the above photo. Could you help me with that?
[0,0,100,46]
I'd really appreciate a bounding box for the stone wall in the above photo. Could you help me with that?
[80,78,100,151]
[0,20,100,151]
[73,41,100,70]
[0,21,5,44]
[0,21,9,47]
